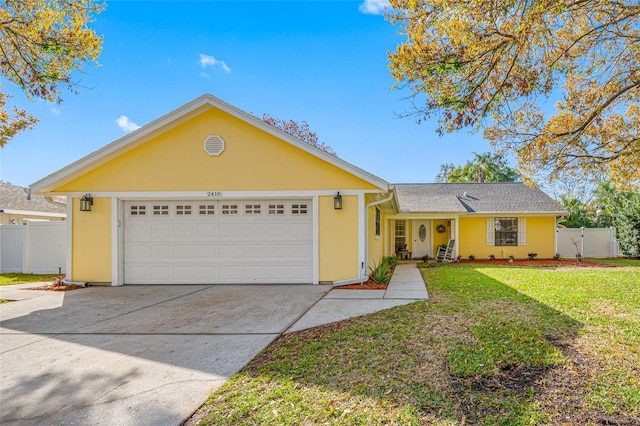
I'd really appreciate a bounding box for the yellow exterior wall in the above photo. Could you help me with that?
[319,195,359,282]
[458,216,556,259]
[72,197,112,282]
[433,219,450,253]
[56,107,378,193]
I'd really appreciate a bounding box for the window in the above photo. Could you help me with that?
[395,220,406,252]
[494,217,518,246]
[291,204,308,215]
[199,204,215,215]
[268,204,284,215]
[176,205,192,215]
[130,205,146,216]
[222,204,238,215]
[374,207,381,237]
[153,205,169,216]
[245,204,261,214]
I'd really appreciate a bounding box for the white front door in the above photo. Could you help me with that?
[412,219,431,258]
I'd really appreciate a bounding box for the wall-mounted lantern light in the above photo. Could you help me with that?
[334,192,343,210]
[79,194,93,212]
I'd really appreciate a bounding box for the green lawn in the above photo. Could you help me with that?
[0,273,59,286]
[188,262,640,425]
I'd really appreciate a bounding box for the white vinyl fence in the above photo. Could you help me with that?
[556,227,618,258]
[0,222,66,274]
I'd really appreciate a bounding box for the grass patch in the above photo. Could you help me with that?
[0,273,59,286]
[585,257,640,267]
[188,263,640,426]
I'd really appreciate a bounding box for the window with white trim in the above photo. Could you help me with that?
[222,204,238,215]
[176,205,192,215]
[374,207,381,237]
[291,203,308,215]
[487,217,527,246]
[130,205,146,216]
[153,205,169,216]
[199,204,215,215]
[268,204,284,215]
[395,220,406,252]
[245,204,261,214]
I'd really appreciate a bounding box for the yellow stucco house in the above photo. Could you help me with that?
[31,94,566,285]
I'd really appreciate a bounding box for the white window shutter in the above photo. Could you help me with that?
[518,217,526,246]
[487,218,495,246]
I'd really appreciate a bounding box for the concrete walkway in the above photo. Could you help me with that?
[287,262,428,332]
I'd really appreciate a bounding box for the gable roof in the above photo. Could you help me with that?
[31,94,389,193]
[0,181,66,217]
[395,183,566,215]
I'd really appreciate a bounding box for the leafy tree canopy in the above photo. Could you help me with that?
[261,114,337,156]
[0,0,104,146]
[388,0,640,188]
[435,151,520,183]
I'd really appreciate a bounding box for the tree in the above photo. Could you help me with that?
[558,195,595,228]
[0,0,104,147]
[592,182,640,257]
[435,151,520,183]
[387,0,640,188]
[261,114,337,156]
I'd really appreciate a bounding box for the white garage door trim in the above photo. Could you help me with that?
[122,199,313,284]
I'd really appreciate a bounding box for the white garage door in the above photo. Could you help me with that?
[123,200,313,284]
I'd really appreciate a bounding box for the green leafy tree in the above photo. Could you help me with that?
[559,196,595,228]
[387,0,640,188]
[0,0,104,146]
[592,182,640,257]
[435,152,520,183]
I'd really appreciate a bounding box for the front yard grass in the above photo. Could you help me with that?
[0,273,59,286]
[189,262,640,425]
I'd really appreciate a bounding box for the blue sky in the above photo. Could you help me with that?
[1,0,495,188]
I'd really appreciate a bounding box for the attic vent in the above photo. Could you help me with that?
[204,135,225,156]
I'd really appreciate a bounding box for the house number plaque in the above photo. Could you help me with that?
[206,191,223,197]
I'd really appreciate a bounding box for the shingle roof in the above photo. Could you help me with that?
[0,181,66,215]
[394,183,566,214]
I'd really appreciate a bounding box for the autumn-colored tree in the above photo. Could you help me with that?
[435,152,520,183]
[388,0,640,188]
[261,114,337,156]
[0,0,104,146]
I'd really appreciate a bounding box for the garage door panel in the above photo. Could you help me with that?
[150,224,172,239]
[174,245,194,258]
[124,200,313,284]
[197,245,220,258]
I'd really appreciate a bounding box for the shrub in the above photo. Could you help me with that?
[369,260,392,284]
[468,255,475,261]
[382,255,399,267]
[527,252,538,260]
[489,254,495,261]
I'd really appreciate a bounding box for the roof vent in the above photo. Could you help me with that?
[204,135,225,156]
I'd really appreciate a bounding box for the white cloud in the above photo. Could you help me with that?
[198,53,231,74]
[51,107,61,115]
[116,115,141,133]
[358,0,390,15]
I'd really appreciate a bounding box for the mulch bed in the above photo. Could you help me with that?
[334,278,388,290]
[25,283,84,291]
[458,258,616,267]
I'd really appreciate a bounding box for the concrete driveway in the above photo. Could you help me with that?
[0,284,328,425]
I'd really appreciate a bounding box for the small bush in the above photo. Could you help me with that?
[468,255,475,261]
[554,253,561,260]
[527,252,538,260]
[382,255,399,267]
[489,254,495,261]
[369,260,392,284]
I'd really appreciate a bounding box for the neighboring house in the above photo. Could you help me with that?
[30,94,565,285]
[0,181,66,224]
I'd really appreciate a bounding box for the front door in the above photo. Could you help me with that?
[412,220,431,258]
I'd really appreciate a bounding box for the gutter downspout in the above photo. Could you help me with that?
[364,191,395,284]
